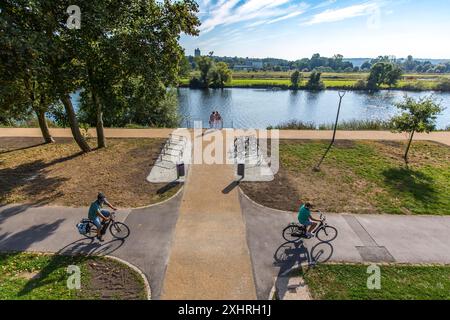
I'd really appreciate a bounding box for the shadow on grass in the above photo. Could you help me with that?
[157,181,181,195]
[0,152,83,207]
[0,142,47,155]
[11,238,125,297]
[382,167,438,203]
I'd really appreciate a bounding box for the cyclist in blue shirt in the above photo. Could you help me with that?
[88,192,118,242]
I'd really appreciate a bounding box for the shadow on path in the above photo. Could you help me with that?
[272,240,334,299]
[222,179,241,194]
[0,219,65,252]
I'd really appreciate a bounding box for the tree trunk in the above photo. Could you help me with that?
[24,78,55,144]
[60,94,91,153]
[92,89,106,149]
[404,130,415,164]
[35,108,55,144]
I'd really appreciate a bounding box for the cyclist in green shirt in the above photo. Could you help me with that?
[298,202,321,238]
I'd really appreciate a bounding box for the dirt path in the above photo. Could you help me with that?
[161,162,256,299]
[1,128,449,146]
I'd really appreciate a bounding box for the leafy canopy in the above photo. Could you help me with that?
[391,96,443,134]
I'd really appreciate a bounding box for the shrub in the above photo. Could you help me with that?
[354,80,368,90]
[189,77,205,89]
[272,119,394,131]
[306,72,325,90]
[436,78,450,91]
[271,120,317,130]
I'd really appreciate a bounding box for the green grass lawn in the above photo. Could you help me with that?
[303,264,450,300]
[0,252,146,300]
[280,140,450,215]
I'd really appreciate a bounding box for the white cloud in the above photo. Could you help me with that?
[303,2,380,26]
[312,0,337,10]
[199,0,303,33]
[267,10,306,24]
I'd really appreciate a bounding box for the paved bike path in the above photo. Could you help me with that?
[240,192,450,300]
[0,192,183,300]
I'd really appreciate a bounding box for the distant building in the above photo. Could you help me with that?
[194,48,201,57]
[251,61,263,69]
[233,60,264,71]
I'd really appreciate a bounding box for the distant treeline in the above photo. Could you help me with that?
[185,54,450,74]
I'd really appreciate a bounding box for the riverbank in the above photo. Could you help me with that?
[180,71,450,92]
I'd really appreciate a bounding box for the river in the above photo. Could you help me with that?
[72,88,450,129]
[177,88,450,129]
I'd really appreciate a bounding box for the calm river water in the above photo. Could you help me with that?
[177,88,450,129]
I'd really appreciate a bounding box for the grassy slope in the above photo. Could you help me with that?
[280,140,450,215]
[303,264,450,300]
[0,138,180,207]
[0,252,146,300]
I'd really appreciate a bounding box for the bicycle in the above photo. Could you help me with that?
[80,212,130,240]
[282,212,338,243]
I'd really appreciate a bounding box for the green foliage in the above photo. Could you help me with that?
[290,70,302,89]
[179,55,193,78]
[354,79,368,90]
[391,96,443,134]
[210,62,233,88]
[367,62,403,89]
[271,119,394,130]
[47,102,70,128]
[390,96,443,163]
[270,120,316,130]
[1,0,200,133]
[436,78,450,91]
[304,264,450,300]
[306,71,325,90]
[319,119,394,130]
[194,56,215,88]
[78,84,180,128]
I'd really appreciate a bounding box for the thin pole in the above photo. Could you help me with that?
[314,91,346,171]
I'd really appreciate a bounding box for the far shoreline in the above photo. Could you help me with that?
[178,84,449,93]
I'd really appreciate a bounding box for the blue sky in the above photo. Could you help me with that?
[180,0,450,59]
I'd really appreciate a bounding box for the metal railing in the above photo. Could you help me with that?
[181,119,234,129]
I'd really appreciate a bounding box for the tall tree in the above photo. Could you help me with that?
[195,56,215,88]
[2,0,200,151]
[0,3,56,143]
[210,62,232,88]
[1,0,92,152]
[367,62,403,90]
[390,96,443,164]
[290,70,302,89]
[306,71,324,90]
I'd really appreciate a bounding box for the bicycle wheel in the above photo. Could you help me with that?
[109,222,130,240]
[282,224,303,242]
[316,226,338,242]
[85,221,98,239]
